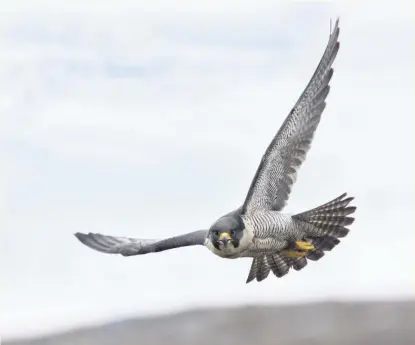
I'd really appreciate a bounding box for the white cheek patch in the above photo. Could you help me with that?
[227,242,235,249]
[204,237,216,252]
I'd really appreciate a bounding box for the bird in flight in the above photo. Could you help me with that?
[75,19,356,283]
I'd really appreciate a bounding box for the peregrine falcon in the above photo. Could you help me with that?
[75,19,356,283]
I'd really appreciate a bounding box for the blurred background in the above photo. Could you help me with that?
[1,0,414,344]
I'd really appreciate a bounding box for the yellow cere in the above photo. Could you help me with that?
[219,232,231,240]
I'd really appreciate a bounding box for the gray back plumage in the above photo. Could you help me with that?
[241,19,340,215]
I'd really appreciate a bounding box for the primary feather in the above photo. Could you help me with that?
[242,19,340,215]
[75,230,207,256]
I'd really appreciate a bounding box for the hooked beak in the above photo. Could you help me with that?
[218,232,231,246]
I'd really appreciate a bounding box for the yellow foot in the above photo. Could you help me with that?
[281,250,307,258]
[281,241,315,258]
[295,241,315,251]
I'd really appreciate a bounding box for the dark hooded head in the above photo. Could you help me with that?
[208,214,245,250]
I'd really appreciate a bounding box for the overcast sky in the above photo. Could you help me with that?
[1,0,414,340]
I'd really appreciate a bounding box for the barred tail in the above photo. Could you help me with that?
[293,192,356,261]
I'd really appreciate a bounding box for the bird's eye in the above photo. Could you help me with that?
[213,230,219,236]
[230,230,236,236]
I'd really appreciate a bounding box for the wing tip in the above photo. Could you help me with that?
[74,232,118,254]
[246,277,254,284]
[330,17,340,34]
[74,231,89,244]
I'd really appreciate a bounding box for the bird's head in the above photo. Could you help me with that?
[207,214,245,251]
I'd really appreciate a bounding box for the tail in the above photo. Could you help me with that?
[293,192,356,261]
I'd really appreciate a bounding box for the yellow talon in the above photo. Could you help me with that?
[281,250,307,258]
[281,241,314,258]
[295,241,314,251]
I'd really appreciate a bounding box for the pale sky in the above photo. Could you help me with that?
[1,0,414,341]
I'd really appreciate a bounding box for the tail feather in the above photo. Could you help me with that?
[300,192,352,212]
[306,235,340,261]
[294,192,356,236]
[246,254,292,283]
[256,256,271,282]
[293,192,356,261]
[267,254,291,278]
[246,256,270,283]
[311,235,340,250]
[306,248,325,261]
[306,214,355,225]
[292,257,308,271]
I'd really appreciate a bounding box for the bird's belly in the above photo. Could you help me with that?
[251,237,288,251]
[235,243,284,258]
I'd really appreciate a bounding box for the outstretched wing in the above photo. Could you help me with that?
[75,230,208,256]
[242,19,340,214]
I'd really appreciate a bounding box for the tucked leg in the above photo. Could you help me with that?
[281,240,315,258]
[295,241,314,251]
